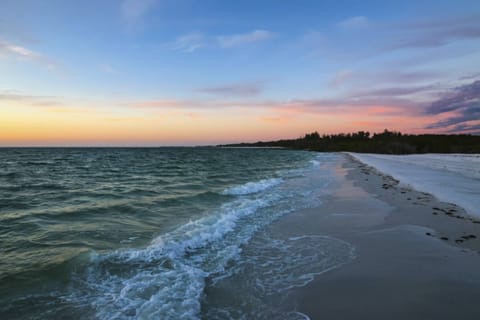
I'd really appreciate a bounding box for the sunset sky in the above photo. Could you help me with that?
[1,0,479,146]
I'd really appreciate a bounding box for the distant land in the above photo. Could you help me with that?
[218,130,480,154]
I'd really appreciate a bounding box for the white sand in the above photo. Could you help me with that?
[348,153,480,218]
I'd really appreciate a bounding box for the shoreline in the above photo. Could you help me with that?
[271,153,480,319]
[346,153,480,250]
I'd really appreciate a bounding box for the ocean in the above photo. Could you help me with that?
[0,148,354,319]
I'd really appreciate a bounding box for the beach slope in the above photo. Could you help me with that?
[275,153,480,319]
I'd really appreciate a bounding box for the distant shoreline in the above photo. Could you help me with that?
[217,146,286,149]
[217,130,480,154]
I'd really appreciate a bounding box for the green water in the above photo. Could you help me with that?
[0,148,351,319]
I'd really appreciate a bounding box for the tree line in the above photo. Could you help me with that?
[219,130,480,154]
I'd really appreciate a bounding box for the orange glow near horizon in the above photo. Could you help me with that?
[0,100,454,146]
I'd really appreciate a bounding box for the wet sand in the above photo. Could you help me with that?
[271,153,480,319]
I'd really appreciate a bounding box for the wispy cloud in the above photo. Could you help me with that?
[217,30,275,48]
[460,72,480,81]
[197,81,264,97]
[327,69,441,94]
[267,97,419,113]
[311,14,480,63]
[337,16,370,30]
[121,0,158,27]
[0,89,62,106]
[0,91,35,101]
[329,70,353,88]
[0,40,56,68]
[166,30,275,52]
[124,99,186,109]
[425,80,480,132]
[445,123,480,134]
[166,33,207,52]
[388,15,480,50]
[352,85,438,98]
[426,80,480,114]
[259,116,289,123]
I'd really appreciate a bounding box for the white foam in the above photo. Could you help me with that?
[203,234,355,319]
[245,235,356,296]
[222,178,282,195]
[289,311,311,320]
[77,193,287,319]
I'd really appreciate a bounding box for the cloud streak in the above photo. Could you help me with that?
[387,15,480,50]
[352,85,438,98]
[0,90,63,107]
[166,30,275,52]
[337,16,370,30]
[0,90,51,101]
[166,33,206,52]
[446,123,480,134]
[125,99,185,108]
[217,30,275,48]
[426,80,480,114]
[310,14,480,63]
[197,82,264,97]
[0,40,56,68]
[425,80,480,132]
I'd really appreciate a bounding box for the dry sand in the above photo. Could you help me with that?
[269,153,480,319]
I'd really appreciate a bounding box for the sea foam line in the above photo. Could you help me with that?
[79,195,280,320]
[221,178,283,196]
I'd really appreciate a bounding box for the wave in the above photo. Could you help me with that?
[221,178,283,196]
[2,152,340,319]
[73,195,280,320]
[69,155,334,319]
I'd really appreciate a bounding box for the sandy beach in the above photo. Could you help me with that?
[267,153,480,319]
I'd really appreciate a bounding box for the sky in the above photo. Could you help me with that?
[0,0,479,146]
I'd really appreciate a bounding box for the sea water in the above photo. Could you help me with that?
[0,148,354,319]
